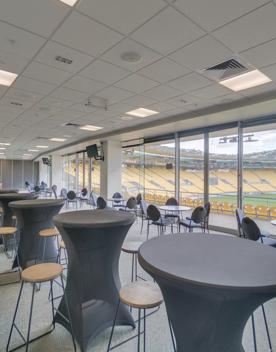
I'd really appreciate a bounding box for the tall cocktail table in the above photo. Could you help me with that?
[139,234,276,352]
[53,209,135,352]
[9,199,64,269]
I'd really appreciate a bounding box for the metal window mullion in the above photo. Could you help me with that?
[204,132,209,204]
[175,133,180,202]
[237,122,243,209]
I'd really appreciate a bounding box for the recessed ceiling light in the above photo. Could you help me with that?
[0,147,6,150]
[28,149,39,152]
[121,115,134,121]
[126,108,159,118]
[0,142,10,146]
[58,0,78,6]
[121,51,142,63]
[0,152,5,155]
[79,125,103,132]
[0,69,17,86]
[50,138,67,142]
[219,69,271,92]
[36,145,49,149]
[23,153,32,156]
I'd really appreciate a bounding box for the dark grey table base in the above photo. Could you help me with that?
[10,199,64,269]
[54,210,135,352]
[139,234,276,352]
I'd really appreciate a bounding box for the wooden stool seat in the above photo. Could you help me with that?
[21,263,63,283]
[0,227,17,235]
[59,240,66,249]
[122,241,142,254]
[120,281,163,309]
[39,227,59,238]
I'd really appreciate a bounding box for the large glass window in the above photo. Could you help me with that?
[122,145,144,199]
[144,140,175,204]
[91,159,100,194]
[179,135,204,207]
[68,154,77,190]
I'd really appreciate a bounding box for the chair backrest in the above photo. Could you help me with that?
[97,196,107,209]
[166,197,178,206]
[52,185,57,199]
[67,190,76,200]
[191,206,206,224]
[204,202,211,217]
[147,204,161,222]
[60,188,67,198]
[89,192,97,206]
[126,197,137,209]
[34,185,40,193]
[81,188,88,197]
[136,193,142,205]
[140,199,148,216]
[241,217,261,241]
[112,192,122,204]
[235,208,245,237]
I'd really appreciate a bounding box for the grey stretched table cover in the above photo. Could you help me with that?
[0,192,37,226]
[138,234,276,352]
[53,209,135,352]
[9,199,64,269]
[0,189,18,194]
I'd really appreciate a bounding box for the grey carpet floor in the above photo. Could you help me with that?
[1,211,276,351]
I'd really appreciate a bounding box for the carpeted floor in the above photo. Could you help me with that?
[1,208,276,352]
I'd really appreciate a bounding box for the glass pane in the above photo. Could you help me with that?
[77,154,84,192]
[122,145,144,199]
[179,135,204,207]
[91,159,100,195]
[144,140,175,204]
[209,128,238,226]
[68,154,77,190]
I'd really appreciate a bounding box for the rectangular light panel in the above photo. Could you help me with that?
[126,108,159,118]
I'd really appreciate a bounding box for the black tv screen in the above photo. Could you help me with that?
[86,144,99,158]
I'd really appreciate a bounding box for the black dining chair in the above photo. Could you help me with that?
[140,199,149,234]
[88,192,97,208]
[241,216,274,352]
[112,192,123,208]
[236,208,271,239]
[51,185,57,199]
[164,198,179,233]
[203,202,211,233]
[67,191,77,209]
[60,188,67,199]
[179,206,206,233]
[120,197,137,215]
[79,188,88,207]
[146,204,171,239]
[97,197,107,209]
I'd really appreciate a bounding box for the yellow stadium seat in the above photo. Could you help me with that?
[185,198,194,208]
[243,204,256,217]
[256,205,270,219]
[221,202,234,214]
[270,207,276,220]
[211,201,222,213]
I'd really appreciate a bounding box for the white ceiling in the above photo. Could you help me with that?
[0,0,276,159]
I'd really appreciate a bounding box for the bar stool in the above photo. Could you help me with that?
[122,242,143,282]
[6,263,76,352]
[0,226,19,263]
[107,281,175,352]
[38,227,59,263]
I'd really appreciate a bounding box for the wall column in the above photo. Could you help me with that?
[100,141,122,199]
[51,155,63,190]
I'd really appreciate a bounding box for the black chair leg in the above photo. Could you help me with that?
[261,304,272,351]
[140,217,144,234]
[26,283,36,352]
[107,300,121,351]
[251,314,257,352]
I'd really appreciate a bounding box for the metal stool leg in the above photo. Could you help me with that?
[131,254,134,282]
[261,304,272,351]
[251,314,257,352]
[137,308,141,352]
[6,282,25,351]
[26,283,36,352]
[135,253,138,281]
[143,308,146,352]
[107,300,121,352]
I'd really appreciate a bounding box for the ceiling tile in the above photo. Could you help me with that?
[52,12,123,57]
[6,88,42,104]
[138,57,190,84]
[174,0,268,31]
[165,94,199,107]
[101,38,161,72]
[143,85,182,100]
[77,0,166,34]
[0,51,29,75]
[80,59,130,84]
[190,84,231,100]
[169,35,233,70]
[120,95,157,108]
[261,63,276,81]
[241,38,276,68]
[34,41,94,74]
[213,4,276,52]
[131,7,204,55]
[0,0,70,37]
[115,74,159,93]
[51,87,90,103]
[95,86,134,105]
[13,76,56,95]
[23,61,72,85]
[63,75,106,94]
[168,72,212,92]
[146,101,175,112]
[239,80,276,97]
[0,21,45,59]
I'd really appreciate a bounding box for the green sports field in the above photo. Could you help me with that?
[210,193,276,207]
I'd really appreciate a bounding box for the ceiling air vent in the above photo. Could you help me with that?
[203,58,251,81]
[10,101,23,106]
[55,56,73,65]
[63,122,80,127]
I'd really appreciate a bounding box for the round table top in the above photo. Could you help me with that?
[9,198,64,209]
[53,209,135,229]
[0,189,18,194]
[138,234,276,291]
[159,205,192,212]
[271,220,276,226]
[0,192,36,200]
